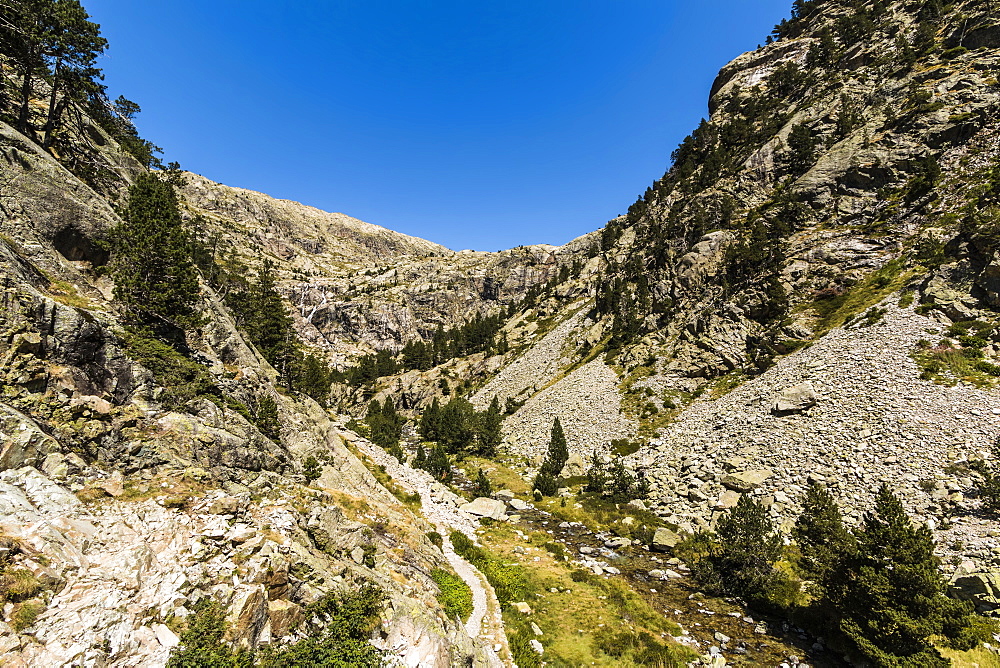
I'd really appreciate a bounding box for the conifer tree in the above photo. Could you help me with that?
[39,0,106,148]
[474,469,493,497]
[111,174,200,331]
[702,494,785,604]
[438,398,475,452]
[792,481,854,585]
[533,465,558,497]
[419,397,442,442]
[254,394,280,440]
[545,417,568,476]
[828,484,978,666]
[476,396,503,457]
[296,353,331,406]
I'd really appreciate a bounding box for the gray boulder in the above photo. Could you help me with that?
[772,382,817,414]
[460,497,507,521]
[651,528,681,552]
[721,469,773,493]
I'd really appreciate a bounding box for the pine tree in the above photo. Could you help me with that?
[792,481,854,585]
[303,456,321,482]
[254,394,280,440]
[828,484,978,666]
[438,398,475,453]
[474,469,493,498]
[704,494,786,604]
[476,396,503,457]
[584,450,609,494]
[786,122,818,174]
[39,0,106,149]
[544,417,569,476]
[533,465,558,497]
[296,353,331,406]
[419,397,442,442]
[111,174,200,332]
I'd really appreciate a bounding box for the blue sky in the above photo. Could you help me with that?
[84,1,792,251]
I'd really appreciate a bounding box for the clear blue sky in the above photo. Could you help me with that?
[84,1,792,251]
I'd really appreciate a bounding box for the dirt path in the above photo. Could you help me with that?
[346,429,512,667]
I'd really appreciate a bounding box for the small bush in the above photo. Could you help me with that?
[10,600,45,632]
[0,569,42,601]
[430,568,473,622]
[542,541,568,561]
[426,531,443,549]
[302,456,322,482]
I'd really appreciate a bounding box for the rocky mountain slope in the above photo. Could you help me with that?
[174,172,592,361]
[4,0,1000,665]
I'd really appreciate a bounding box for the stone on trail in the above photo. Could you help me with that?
[460,497,507,520]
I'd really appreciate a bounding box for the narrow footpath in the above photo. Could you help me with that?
[345,428,512,667]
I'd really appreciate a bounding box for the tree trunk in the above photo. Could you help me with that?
[42,59,62,150]
[16,56,33,136]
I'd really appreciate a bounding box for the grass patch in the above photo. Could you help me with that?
[10,600,45,632]
[430,568,474,622]
[708,370,748,399]
[48,280,92,309]
[809,259,914,333]
[912,335,1000,388]
[940,644,1000,667]
[476,522,696,667]
[459,457,530,496]
[342,440,422,510]
[450,531,524,607]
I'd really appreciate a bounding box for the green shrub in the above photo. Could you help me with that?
[302,456,321,482]
[122,330,220,409]
[166,600,253,668]
[542,541,568,561]
[10,601,45,632]
[430,568,473,622]
[260,584,384,668]
[450,531,524,606]
[425,531,443,549]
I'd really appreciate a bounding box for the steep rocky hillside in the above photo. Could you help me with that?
[174,172,590,361]
[4,0,1000,665]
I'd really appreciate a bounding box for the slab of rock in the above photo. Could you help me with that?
[513,602,532,615]
[460,497,506,521]
[152,623,179,648]
[100,471,125,497]
[493,490,515,503]
[268,599,304,638]
[209,496,242,515]
[772,382,817,414]
[560,453,586,477]
[721,469,773,493]
[651,528,681,552]
[508,498,529,512]
[718,490,741,508]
